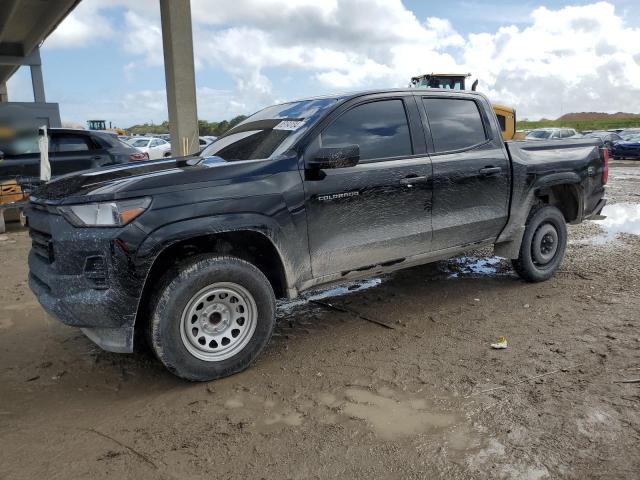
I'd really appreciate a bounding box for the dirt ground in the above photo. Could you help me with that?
[1,162,639,480]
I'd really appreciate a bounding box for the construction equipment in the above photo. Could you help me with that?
[87,119,126,136]
[410,73,516,141]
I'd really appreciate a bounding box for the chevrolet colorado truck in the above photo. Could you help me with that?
[26,89,607,381]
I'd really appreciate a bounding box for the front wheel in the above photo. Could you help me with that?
[512,205,567,282]
[148,255,276,381]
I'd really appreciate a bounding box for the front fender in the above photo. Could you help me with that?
[137,213,299,290]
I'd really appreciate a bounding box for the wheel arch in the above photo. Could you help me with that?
[532,174,583,224]
[134,224,290,348]
[495,175,582,259]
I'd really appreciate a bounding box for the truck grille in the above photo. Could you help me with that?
[29,227,54,264]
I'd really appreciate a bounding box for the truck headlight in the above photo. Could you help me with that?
[58,197,151,227]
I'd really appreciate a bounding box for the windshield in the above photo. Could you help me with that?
[200,98,338,161]
[527,130,552,139]
[130,139,150,147]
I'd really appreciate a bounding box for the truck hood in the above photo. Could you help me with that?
[30,155,287,205]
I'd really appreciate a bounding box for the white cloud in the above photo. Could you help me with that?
[44,1,640,122]
[123,11,164,67]
[191,0,640,118]
[59,87,246,127]
[45,0,115,48]
[464,2,640,117]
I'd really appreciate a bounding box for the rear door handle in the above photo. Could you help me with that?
[479,166,502,176]
[399,175,429,185]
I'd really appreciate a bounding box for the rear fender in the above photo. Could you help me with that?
[494,173,582,259]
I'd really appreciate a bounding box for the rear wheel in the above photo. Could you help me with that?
[512,205,567,282]
[148,255,276,381]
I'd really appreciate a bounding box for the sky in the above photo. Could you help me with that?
[7,0,640,127]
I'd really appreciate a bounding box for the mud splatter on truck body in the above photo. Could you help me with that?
[25,88,606,380]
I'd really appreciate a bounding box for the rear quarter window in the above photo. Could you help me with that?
[423,98,487,153]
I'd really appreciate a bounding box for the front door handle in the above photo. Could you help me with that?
[479,166,502,176]
[399,175,429,186]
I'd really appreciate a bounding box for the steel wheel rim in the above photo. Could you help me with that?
[180,282,257,362]
[532,222,559,265]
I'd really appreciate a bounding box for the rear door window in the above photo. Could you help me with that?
[52,134,91,153]
[320,99,412,161]
[422,98,487,153]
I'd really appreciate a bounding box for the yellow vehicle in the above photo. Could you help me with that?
[410,73,516,141]
[87,119,126,136]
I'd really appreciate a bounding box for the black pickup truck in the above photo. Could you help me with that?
[26,89,607,381]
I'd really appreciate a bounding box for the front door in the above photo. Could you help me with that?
[420,96,510,250]
[303,96,433,278]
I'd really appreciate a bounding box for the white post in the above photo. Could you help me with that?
[39,126,50,181]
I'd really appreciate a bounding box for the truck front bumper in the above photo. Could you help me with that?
[29,254,137,353]
[26,205,148,353]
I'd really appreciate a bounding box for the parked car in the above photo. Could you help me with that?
[198,136,217,152]
[0,128,147,181]
[26,89,607,381]
[619,128,640,140]
[127,136,172,159]
[583,131,622,150]
[525,128,580,140]
[611,133,640,159]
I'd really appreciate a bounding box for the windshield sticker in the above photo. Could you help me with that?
[273,120,305,131]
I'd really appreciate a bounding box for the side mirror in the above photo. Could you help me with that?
[308,145,359,170]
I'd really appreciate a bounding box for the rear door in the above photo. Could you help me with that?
[419,95,510,250]
[11,136,50,179]
[303,94,433,277]
[51,132,108,175]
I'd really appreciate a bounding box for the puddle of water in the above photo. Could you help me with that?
[584,203,640,244]
[224,397,244,409]
[443,256,505,278]
[264,412,303,427]
[278,277,384,313]
[341,388,457,440]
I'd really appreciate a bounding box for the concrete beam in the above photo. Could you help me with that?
[160,0,199,156]
[0,48,42,66]
[0,0,20,44]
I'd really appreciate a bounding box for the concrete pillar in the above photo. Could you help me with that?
[159,0,199,156]
[0,82,7,103]
[30,64,45,103]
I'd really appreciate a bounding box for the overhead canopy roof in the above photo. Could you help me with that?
[0,0,81,84]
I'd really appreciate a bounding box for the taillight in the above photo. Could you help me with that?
[601,147,609,184]
[129,152,149,162]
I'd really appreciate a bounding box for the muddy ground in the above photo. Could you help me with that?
[1,162,639,479]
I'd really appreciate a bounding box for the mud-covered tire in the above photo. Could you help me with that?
[148,255,275,381]
[512,205,567,282]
